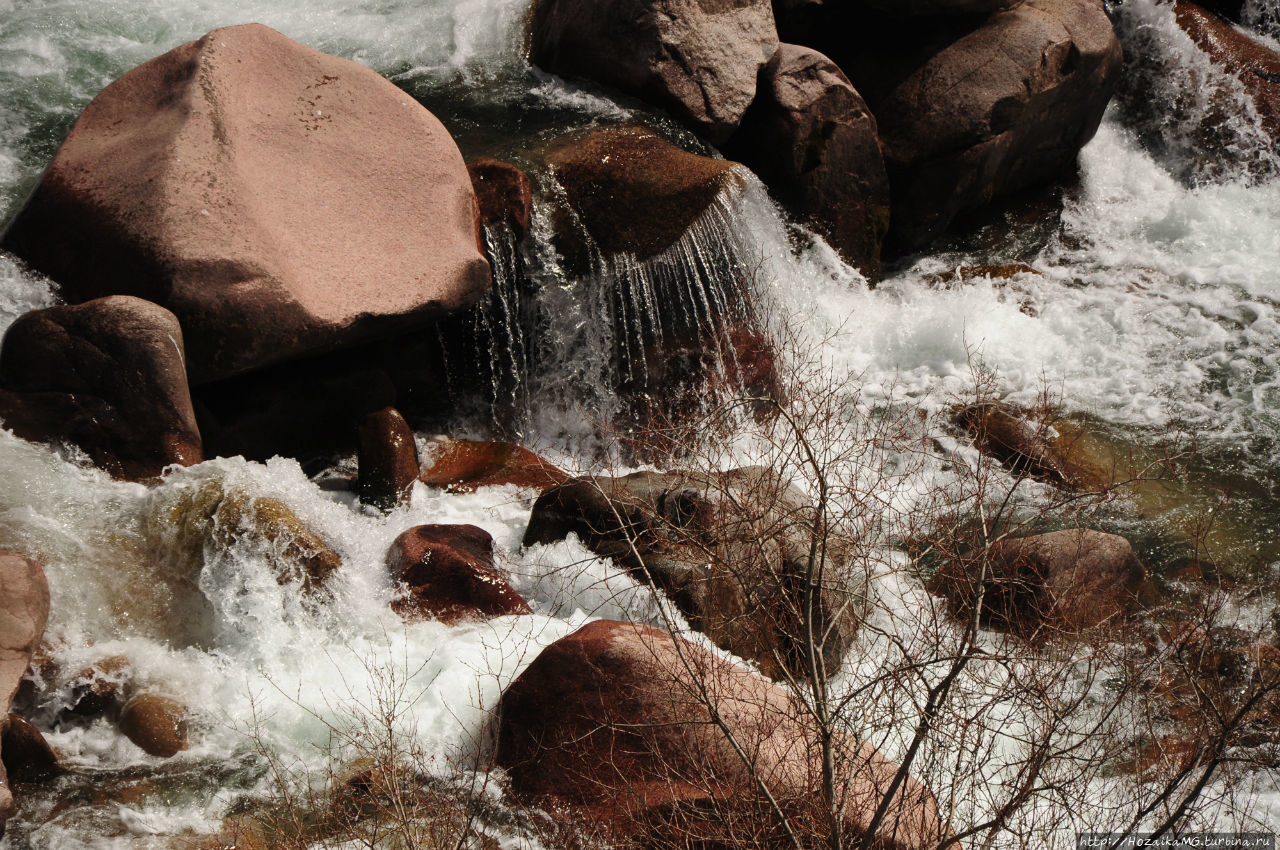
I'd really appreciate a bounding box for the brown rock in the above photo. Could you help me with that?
[548,126,743,260]
[2,714,61,783]
[529,0,779,144]
[727,44,890,279]
[0,23,490,384]
[119,694,188,758]
[386,524,531,623]
[954,401,1083,488]
[930,528,1147,637]
[1174,1,1280,138]
[497,620,945,848]
[419,439,568,493]
[60,654,131,721]
[842,0,1122,249]
[523,467,861,680]
[358,407,420,512]
[0,296,202,481]
[468,158,534,241]
[0,552,49,823]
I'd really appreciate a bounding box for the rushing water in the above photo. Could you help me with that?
[1,0,1279,845]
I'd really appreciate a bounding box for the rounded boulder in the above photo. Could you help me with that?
[1,24,491,384]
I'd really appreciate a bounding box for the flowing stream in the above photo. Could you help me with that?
[0,0,1279,845]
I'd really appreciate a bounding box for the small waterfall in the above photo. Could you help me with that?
[432,173,785,453]
[434,221,536,436]
[1110,0,1280,184]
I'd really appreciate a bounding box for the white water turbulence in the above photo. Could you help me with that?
[0,0,1279,845]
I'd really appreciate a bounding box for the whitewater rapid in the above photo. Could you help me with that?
[0,0,1278,845]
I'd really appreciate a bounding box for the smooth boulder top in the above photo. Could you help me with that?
[529,0,779,144]
[847,0,1122,248]
[1,23,491,384]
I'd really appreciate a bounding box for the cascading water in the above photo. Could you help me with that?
[0,0,1279,845]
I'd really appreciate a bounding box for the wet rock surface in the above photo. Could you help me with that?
[386,524,531,622]
[0,296,202,480]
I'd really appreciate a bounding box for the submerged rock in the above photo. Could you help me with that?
[357,407,419,512]
[529,0,778,144]
[386,524,531,623]
[0,552,49,825]
[523,467,861,680]
[0,296,202,481]
[930,528,1148,637]
[418,439,568,494]
[59,654,131,722]
[119,694,188,758]
[497,619,945,848]
[728,44,890,279]
[548,126,742,260]
[163,481,342,593]
[841,0,1122,249]
[1,23,490,384]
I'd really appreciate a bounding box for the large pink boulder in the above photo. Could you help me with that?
[0,24,491,384]
[497,620,944,848]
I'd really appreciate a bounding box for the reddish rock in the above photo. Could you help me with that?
[0,296,202,480]
[468,158,534,241]
[530,0,779,144]
[0,24,490,384]
[358,407,420,511]
[930,529,1147,637]
[386,524,531,623]
[548,126,742,260]
[841,0,1122,249]
[728,44,890,279]
[119,694,188,758]
[1174,1,1280,139]
[497,620,945,848]
[2,714,61,783]
[0,552,49,824]
[419,439,568,493]
[523,467,860,680]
